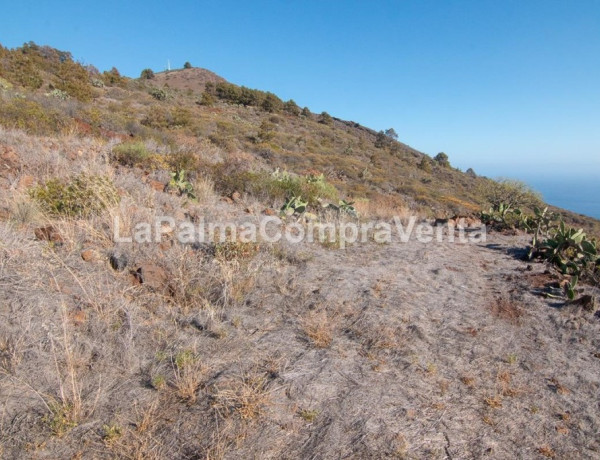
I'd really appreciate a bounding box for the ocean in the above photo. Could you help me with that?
[524,176,600,220]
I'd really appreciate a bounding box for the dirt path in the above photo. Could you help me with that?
[237,232,600,459]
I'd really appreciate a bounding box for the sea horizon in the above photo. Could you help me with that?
[521,175,600,220]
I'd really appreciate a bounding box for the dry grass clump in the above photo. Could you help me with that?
[298,408,319,422]
[7,195,42,225]
[496,369,523,397]
[214,241,260,262]
[193,175,216,203]
[484,395,503,409]
[460,375,476,387]
[362,325,402,352]
[170,349,209,403]
[301,310,335,348]
[212,373,271,420]
[537,445,556,458]
[165,245,263,316]
[353,193,410,220]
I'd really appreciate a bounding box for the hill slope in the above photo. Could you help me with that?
[0,41,598,233]
[0,42,599,459]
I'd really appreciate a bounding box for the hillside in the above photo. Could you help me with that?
[0,42,598,230]
[0,42,599,459]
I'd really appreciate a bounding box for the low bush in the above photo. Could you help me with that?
[149,87,168,101]
[30,173,120,217]
[480,179,542,215]
[211,167,338,207]
[111,141,152,167]
[0,96,72,135]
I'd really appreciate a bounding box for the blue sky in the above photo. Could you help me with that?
[2,0,600,181]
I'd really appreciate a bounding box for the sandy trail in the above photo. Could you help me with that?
[237,231,600,459]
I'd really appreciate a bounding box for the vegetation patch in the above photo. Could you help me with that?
[30,173,120,217]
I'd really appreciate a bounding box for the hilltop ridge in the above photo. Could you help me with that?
[152,66,227,94]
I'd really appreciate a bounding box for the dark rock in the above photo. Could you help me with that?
[569,295,596,312]
[110,252,128,271]
[133,263,169,292]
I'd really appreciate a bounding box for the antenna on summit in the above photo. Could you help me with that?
[167,59,171,71]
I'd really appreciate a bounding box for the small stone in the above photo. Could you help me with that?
[81,249,97,261]
[34,226,64,244]
[231,191,242,202]
[263,208,277,216]
[149,179,166,192]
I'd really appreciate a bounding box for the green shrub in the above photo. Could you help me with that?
[53,59,95,102]
[319,112,333,125]
[30,174,120,217]
[183,61,192,69]
[141,107,171,129]
[167,151,200,172]
[480,178,542,214]
[199,92,216,106]
[0,97,71,135]
[215,241,259,261]
[149,87,168,101]
[434,152,450,168]
[261,92,283,112]
[211,167,338,207]
[0,52,43,89]
[257,120,276,142]
[102,67,126,86]
[171,107,192,127]
[418,157,432,173]
[284,99,300,116]
[140,68,155,79]
[112,141,152,167]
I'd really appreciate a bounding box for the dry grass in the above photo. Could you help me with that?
[484,395,503,409]
[353,193,411,220]
[301,310,335,348]
[171,349,209,403]
[212,374,271,420]
[460,375,476,387]
[538,445,556,458]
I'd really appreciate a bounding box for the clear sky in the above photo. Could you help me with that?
[2,0,599,181]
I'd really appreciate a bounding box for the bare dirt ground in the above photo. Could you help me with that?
[1,219,599,459]
[233,232,600,459]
